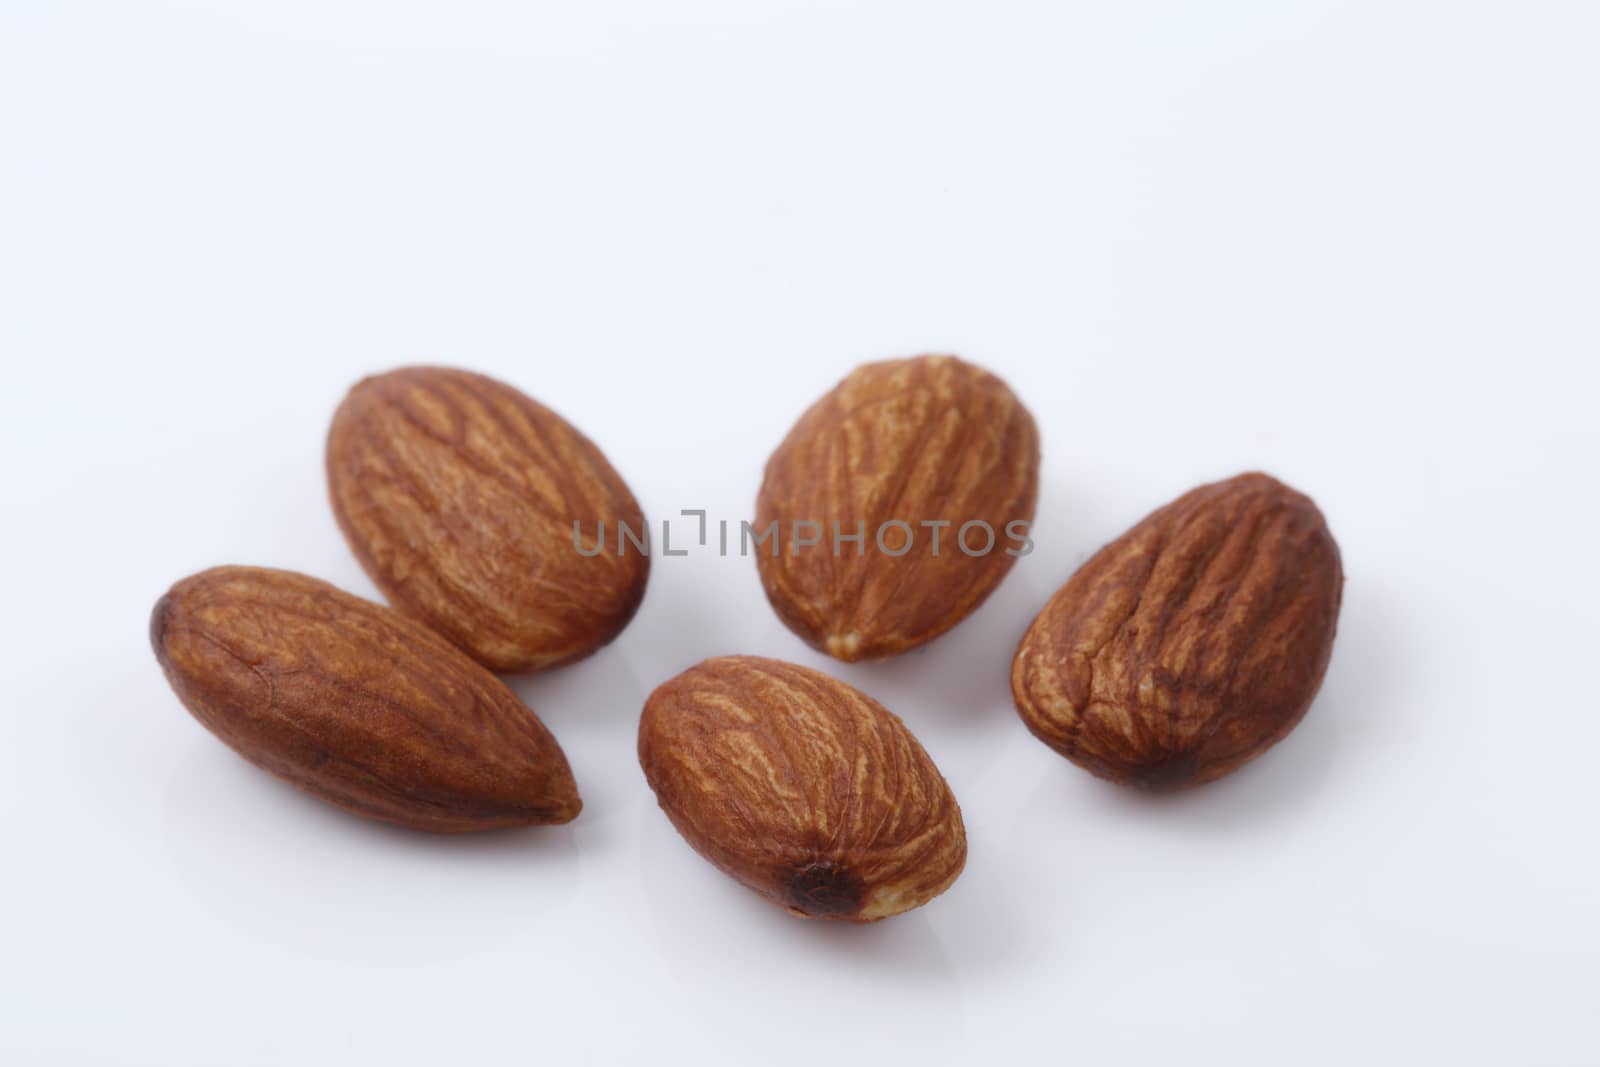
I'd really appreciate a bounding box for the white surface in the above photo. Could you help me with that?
[4,2,1597,1064]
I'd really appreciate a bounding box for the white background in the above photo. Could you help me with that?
[3,2,1597,1064]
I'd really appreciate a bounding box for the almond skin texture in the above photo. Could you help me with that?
[1011,473,1342,791]
[638,656,966,921]
[755,355,1039,661]
[327,366,649,673]
[151,566,581,831]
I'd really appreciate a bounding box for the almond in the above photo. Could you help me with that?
[151,566,581,831]
[755,355,1039,661]
[638,656,965,921]
[1011,472,1342,790]
[326,366,649,673]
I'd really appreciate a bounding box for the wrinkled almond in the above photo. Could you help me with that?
[327,366,649,673]
[1011,472,1342,790]
[638,655,966,921]
[755,355,1039,661]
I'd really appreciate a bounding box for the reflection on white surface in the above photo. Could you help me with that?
[161,744,582,965]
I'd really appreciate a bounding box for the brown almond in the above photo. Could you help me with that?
[151,566,581,831]
[1011,472,1342,790]
[326,366,649,673]
[755,355,1040,661]
[638,656,966,921]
